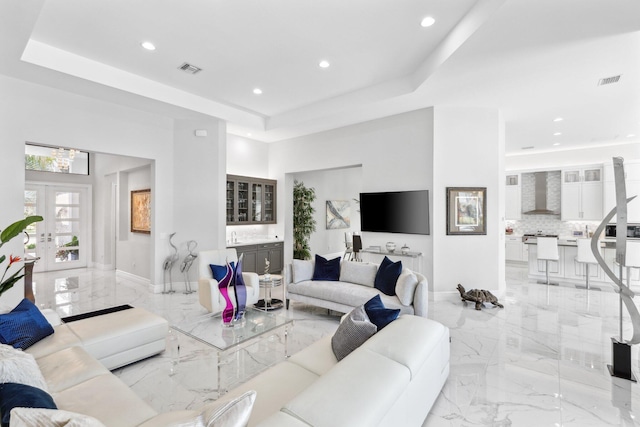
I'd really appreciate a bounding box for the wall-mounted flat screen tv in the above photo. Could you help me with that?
[359,190,430,235]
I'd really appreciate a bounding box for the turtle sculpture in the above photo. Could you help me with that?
[456,284,504,310]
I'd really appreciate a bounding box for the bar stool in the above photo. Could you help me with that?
[575,238,600,291]
[537,237,559,285]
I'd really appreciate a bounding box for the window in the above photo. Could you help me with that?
[25,143,89,175]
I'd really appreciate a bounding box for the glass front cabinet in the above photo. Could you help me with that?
[227,175,277,225]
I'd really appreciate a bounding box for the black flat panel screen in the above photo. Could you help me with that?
[359,190,430,235]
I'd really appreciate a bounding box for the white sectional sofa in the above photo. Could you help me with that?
[212,314,450,426]
[20,307,172,426]
[286,259,429,317]
[8,301,448,426]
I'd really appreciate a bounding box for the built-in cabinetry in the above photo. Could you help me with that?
[561,166,603,220]
[231,242,284,274]
[505,235,528,262]
[505,174,521,220]
[226,175,277,225]
[603,160,640,222]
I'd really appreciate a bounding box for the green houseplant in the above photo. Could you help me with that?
[0,216,43,297]
[293,180,316,260]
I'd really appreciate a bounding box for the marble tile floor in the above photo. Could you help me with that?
[32,265,640,426]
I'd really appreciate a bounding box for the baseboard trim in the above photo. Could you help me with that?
[116,270,150,286]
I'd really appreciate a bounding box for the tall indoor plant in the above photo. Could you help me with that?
[293,180,316,260]
[0,216,43,297]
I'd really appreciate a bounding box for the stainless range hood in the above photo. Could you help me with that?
[524,172,559,215]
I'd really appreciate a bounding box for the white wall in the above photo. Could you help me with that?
[0,75,225,299]
[227,134,269,177]
[92,153,153,273]
[269,108,435,278]
[291,166,363,258]
[432,106,505,297]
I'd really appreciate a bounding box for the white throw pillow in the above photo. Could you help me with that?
[339,261,377,287]
[202,390,257,427]
[292,259,314,283]
[10,408,106,427]
[0,344,48,392]
[395,269,419,306]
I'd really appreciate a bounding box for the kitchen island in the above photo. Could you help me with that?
[523,237,638,287]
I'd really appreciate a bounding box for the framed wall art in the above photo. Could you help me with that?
[131,189,151,234]
[326,200,350,229]
[446,187,486,235]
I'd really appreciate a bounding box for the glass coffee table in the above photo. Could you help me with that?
[172,307,292,395]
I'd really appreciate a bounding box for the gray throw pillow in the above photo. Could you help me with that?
[331,305,377,361]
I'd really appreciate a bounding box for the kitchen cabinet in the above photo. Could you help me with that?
[505,173,522,220]
[561,166,603,220]
[257,242,284,274]
[505,235,527,262]
[229,242,284,274]
[227,175,277,225]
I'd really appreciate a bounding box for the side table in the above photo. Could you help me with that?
[254,274,284,311]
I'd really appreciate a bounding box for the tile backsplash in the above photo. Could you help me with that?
[506,215,600,238]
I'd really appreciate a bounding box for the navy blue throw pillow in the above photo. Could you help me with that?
[374,256,402,296]
[210,262,235,282]
[364,295,400,330]
[312,255,341,281]
[0,298,54,350]
[0,382,57,427]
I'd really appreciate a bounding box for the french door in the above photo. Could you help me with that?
[24,184,89,272]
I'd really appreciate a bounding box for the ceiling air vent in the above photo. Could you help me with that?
[521,146,535,150]
[598,75,621,86]
[178,63,202,75]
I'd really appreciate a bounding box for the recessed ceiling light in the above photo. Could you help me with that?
[553,142,561,146]
[319,60,330,69]
[247,133,252,137]
[627,134,636,138]
[553,117,563,122]
[253,88,263,95]
[553,132,562,136]
[420,16,435,27]
[141,41,156,51]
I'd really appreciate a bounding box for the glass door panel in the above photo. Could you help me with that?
[264,184,274,222]
[252,183,262,222]
[237,181,249,223]
[25,184,87,272]
[226,181,235,223]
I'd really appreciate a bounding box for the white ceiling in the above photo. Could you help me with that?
[2,0,639,154]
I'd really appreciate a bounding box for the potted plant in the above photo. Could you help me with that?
[293,180,316,260]
[0,216,43,297]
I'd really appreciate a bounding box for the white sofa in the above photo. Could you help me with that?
[198,248,260,314]
[18,306,257,427]
[20,307,174,426]
[209,314,450,426]
[286,259,429,317]
[17,305,448,426]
